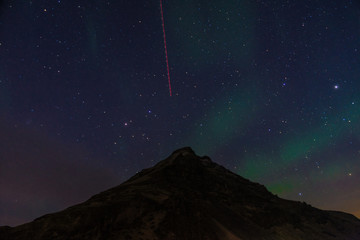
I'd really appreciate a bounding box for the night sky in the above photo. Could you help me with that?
[1,0,360,226]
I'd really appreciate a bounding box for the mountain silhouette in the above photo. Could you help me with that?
[1,147,360,239]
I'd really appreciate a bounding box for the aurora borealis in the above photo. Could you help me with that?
[1,0,359,226]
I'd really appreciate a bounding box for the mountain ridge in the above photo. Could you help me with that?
[1,147,360,240]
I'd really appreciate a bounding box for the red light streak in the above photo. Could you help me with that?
[160,0,172,96]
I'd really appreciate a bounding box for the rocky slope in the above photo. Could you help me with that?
[1,147,360,240]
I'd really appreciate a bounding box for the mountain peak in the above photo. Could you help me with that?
[160,146,212,168]
[125,147,244,191]
[1,147,360,240]
[159,146,199,166]
[171,146,196,155]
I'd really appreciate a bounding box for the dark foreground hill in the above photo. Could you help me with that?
[1,147,360,240]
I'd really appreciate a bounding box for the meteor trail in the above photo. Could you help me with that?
[159,0,172,96]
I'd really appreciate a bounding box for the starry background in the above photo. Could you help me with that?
[1,0,360,226]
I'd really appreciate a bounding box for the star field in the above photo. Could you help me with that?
[0,0,359,226]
